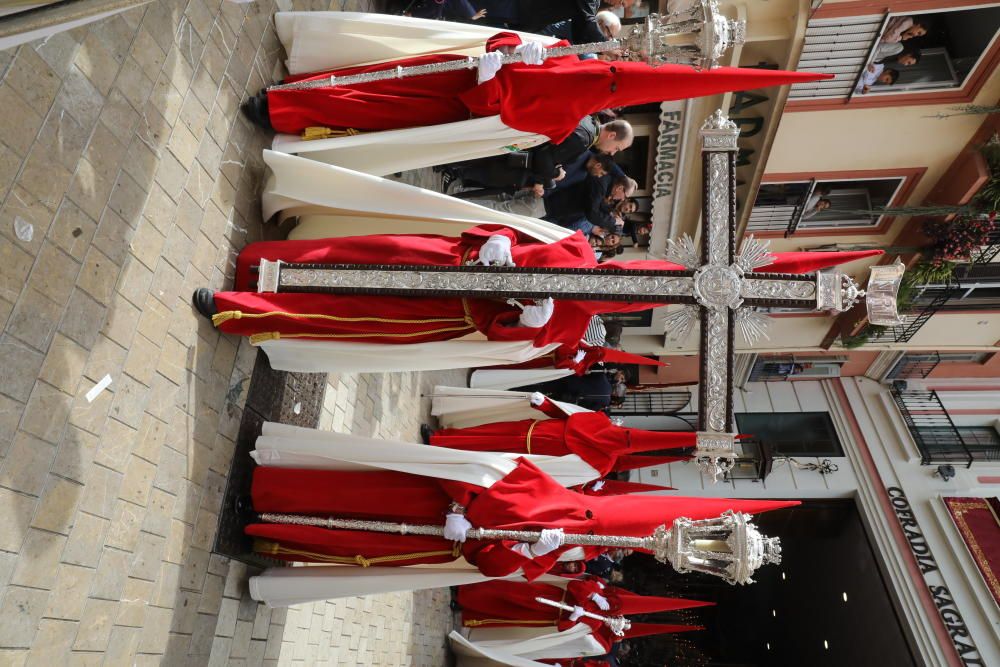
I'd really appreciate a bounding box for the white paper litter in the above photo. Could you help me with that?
[85,374,113,403]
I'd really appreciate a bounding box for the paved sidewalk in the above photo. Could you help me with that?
[0,0,461,664]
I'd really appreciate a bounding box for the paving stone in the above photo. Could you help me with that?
[54,64,106,130]
[0,431,58,494]
[74,30,121,95]
[128,530,166,581]
[0,336,44,403]
[39,333,90,395]
[119,454,157,506]
[30,474,83,535]
[62,511,109,567]
[10,528,67,589]
[93,417,137,473]
[6,287,64,354]
[5,48,61,119]
[0,586,50,648]
[104,499,144,553]
[72,598,118,651]
[44,563,96,621]
[90,546,132,600]
[104,625,141,664]
[0,84,44,157]
[59,287,108,350]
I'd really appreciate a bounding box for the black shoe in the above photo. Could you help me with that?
[192,288,218,320]
[234,494,255,524]
[240,92,272,131]
[419,423,434,445]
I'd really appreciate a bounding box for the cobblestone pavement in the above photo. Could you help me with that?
[0,0,462,664]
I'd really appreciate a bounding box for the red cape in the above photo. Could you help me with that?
[430,407,696,476]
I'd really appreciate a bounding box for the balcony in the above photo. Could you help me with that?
[609,391,691,417]
[886,352,941,380]
[867,282,965,344]
[890,387,1000,467]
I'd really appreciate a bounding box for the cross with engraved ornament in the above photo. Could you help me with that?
[253,111,902,480]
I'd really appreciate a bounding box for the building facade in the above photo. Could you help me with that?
[613,2,1000,665]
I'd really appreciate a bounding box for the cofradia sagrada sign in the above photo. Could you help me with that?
[887,487,983,666]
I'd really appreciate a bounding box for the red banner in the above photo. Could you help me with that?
[944,497,1000,608]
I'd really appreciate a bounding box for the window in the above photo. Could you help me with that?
[913,263,1000,311]
[790,6,1000,101]
[749,177,903,235]
[735,412,845,457]
[749,357,844,381]
[790,15,886,100]
[604,310,653,328]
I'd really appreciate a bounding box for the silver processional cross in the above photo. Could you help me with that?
[254,111,904,480]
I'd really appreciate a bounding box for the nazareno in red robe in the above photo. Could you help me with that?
[266,33,833,141]
[246,458,797,580]
[211,225,882,346]
[458,577,712,629]
[458,578,606,628]
[429,396,696,476]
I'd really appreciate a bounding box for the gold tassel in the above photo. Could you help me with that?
[254,539,280,555]
[212,311,241,326]
[250,332,281,344]
[301,127,361,141]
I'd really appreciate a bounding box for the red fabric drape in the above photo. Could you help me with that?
[430,412,695,476]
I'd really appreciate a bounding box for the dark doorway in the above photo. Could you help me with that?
[615,500,920,666]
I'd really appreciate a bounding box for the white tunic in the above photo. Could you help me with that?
[430,386,591,429]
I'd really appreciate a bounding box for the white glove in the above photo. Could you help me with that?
[444,513,473,542]
[590,593,610,611]
[573,349,587,363]
[591,480,606,492]
[518,298,555,328]
[530,528,565,557]
[476,234,514,266]
[477,51,504,84]
[529,392,546,406]
[568,606,585,622]
[515,41,547,66]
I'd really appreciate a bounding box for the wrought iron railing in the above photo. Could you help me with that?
[609,393,692,416]
[868,282,965,343]
[747,179,815,236]
[890,388,1000,467]
[749,357,804,382]
[886,352,941,380]
[970,227,1000,264]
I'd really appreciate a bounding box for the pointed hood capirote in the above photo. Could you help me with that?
[577,479,676,495]
[611,590,714,615]
[465,46,835,142]
[623,428,698,453]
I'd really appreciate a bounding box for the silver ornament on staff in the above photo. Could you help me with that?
[533,597,631,637]
[257,509,782,585]
[267,1,746,92]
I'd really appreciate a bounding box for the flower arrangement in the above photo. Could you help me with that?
[923,214,997,264]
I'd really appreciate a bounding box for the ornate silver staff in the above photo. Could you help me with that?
[257,509,782,585]
[533,597,631,637]
[268,2,745,92]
